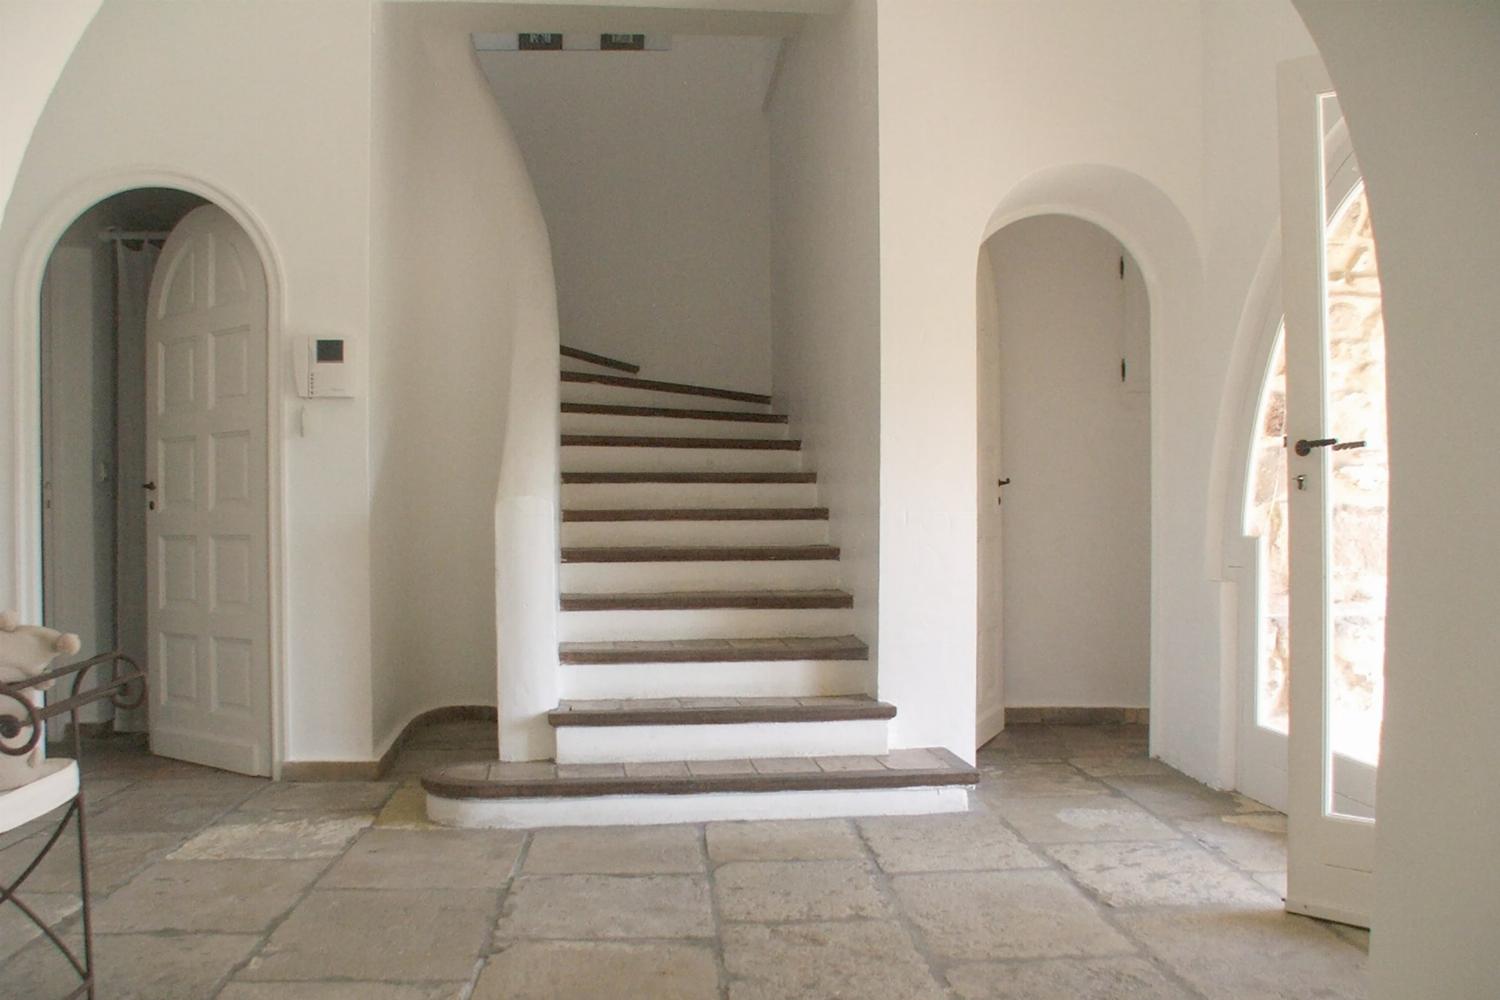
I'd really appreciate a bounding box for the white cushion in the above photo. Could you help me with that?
[0,758,78,834]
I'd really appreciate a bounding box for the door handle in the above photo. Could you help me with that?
[142,481,157,491]
[997,478,1011,505]
[1294,438,1367,456]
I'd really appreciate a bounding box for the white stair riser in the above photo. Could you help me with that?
[560,560,842,593]
[554,718,889,764]
[557,607,852,642]
[562,482,819,509]
[561,519,828,548]
[561,659,871,700]
[561,412,789,440]
[562,382,771,411]
[429,785,970,828]
[562,445,801,474]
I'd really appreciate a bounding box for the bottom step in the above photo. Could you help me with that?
[422,748,977,828]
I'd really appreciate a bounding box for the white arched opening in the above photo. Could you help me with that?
[9,170,289,775]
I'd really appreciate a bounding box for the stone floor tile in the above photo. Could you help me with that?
[723,921,947,1000]
[975,762,1111,798]
[0,829,180,895]
[0,891,79,962]
[237,781,398,815]
[320,828,523,889]
[714,860,890,922]
[751,757,821,774]
[93,858,325,932]
[891,870,1133,961]
[473,940,720,1000]
[994,795,1180,843]
[1105,775,1271,819]
[707,819,862,862]
[688,758,756,775]
[241,888,496,981]
[978,725,1069,761]
[221,984,466,1000]
[946,957,1197,999]
[1070,755,1179,778]
[496,874,713,939]
[1047,840,1278,908]
[169,814,372,860]
[858,812,1046,872]
[1178,813,1288,872]
[524,825,704,874]
[1046,724,1149,751]
[373,782,440,829]
[1117,908,1368,999]
[388,748,490,778]
[88,779,257,833]
[2,930,259,999]
[1254,870,1288,899]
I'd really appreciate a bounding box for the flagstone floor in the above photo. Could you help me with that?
[0,722,1368,999]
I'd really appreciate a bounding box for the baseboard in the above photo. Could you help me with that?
[1004,706,1149,726]
[281,704,497,783]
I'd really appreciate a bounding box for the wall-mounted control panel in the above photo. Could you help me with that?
[293,336,353,398]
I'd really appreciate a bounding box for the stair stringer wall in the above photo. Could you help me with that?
[766,1,883,700]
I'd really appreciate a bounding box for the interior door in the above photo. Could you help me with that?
[976,247,1005,746]
[1279,57,1389,927]
[145,205,271,776]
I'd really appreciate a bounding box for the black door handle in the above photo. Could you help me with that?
[142,481,157,491]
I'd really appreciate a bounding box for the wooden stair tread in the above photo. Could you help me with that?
[562,434,800,450]
[563,507,829,522]
[562,402,788,424]
[422,747,977,799]
[562,545,840,563]
[559,635,869,664]
[562,472,816,484]
[560,345,640,374]
[548,695,894,727]
[562,370,772,405]
[561,589,852,611]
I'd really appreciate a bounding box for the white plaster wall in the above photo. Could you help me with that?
[479,36,774,393]
[1288,4,1500,995]
[765,0,881,695]
[0,0,100,228]
[985,215,1150,709]
[369,3,560,759]
[0,0,377,763]
[875,0,1204,762]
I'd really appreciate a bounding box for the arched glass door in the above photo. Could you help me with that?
[1278,58,1389,928]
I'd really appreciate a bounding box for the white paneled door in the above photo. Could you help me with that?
[145,205,271,776]
[1279,58,1388,928]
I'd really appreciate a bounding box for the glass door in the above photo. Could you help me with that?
[1278,58,1389,928]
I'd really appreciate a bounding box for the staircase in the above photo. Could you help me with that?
[423,346,976,827]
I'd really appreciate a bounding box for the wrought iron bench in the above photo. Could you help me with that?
[1,651,147,1000]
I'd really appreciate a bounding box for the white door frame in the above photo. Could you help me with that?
[8,170,289,778]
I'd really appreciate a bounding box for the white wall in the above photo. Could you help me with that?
[480,36,774,393]
[369,3,560,758]
[0,0,100,228]
[1288,4,1500,996]
[985,215,1150,709]
[765,0,881,690]
[875,0,1204,762]
[0,0,378,764]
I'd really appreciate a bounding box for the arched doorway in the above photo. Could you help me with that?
[37,189,275,776]
[976,214,1152,745]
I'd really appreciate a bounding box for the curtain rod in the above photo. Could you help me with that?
[98,230,171,242]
